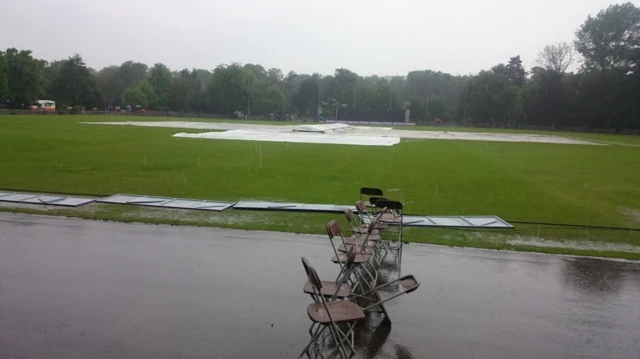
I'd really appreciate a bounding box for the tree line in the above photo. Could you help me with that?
[0,2,639,130]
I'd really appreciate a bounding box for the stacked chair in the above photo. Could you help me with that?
[298,187,420,359]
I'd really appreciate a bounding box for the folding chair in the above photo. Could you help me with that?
[344,209,383,240]
[355,200,388,231]
[368,196,387,216]
[344,209,389,263]
[359,187,383,210]
[356,274,420,325]
[303,258,351,302]
[326,220,379,286]
[373,199,404,251]
[302,253,356,338]
[300,258,365,359]
[334,215,387,265]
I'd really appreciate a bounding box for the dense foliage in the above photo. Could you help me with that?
[1,2,638,130]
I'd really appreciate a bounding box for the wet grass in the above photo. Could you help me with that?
[1,204,639,260]
[1,114,639,258]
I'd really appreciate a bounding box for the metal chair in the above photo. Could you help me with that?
[299,258,365,359]
[326,220,379,288]
[352,274,420,325]
[355,200,388,230]
[359,187,383,210]
[374,199,404,251]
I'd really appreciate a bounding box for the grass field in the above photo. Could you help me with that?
[1,114,639,259]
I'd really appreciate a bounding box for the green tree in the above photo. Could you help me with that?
[4,48,46,106]
[0,51,8,99]
[427,95,447,120]
[333,68,358,108]
[97,65,124,105]
[265,84,286,113]
[292,76,320,116]
[362,78,398,111]
[193,69,211,85]
[49,54,101,107]
[170,69,189,111]
[267,68,284,84]
[123,86,147,108]
[575,2,640,72]
[493,56,526,86]
[138,80,157,108]
[465,71,522,125]
[240,64,288,114]
[170,69,202,112]
[123,79,156,108]
[118,61,148,90]
[148,63,172,109]
[43,60,67,95]
[206,63,254,114]
[283,71,298,113]
[263,84,286,113]
[405,70,461,120]
[506,56,526,86]
[522,67,569,127]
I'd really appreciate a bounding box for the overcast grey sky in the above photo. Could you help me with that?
[1,0,628,76]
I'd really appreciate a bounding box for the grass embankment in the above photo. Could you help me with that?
[1,115,639,259]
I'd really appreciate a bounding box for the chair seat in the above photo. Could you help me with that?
[338,243,374,254]
[307,302,365,324]
[304,281,350,298]
[360,222,388,230]
[399,275,420,294]
[379,213,402,224]
[331,252,370,264]
[350,231,382,240]
[356,221,389,233]
[352,225,377,233]
[344,237,378,246]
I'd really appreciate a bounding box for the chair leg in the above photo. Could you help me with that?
[326,322,359,359]
[299,324,327,358]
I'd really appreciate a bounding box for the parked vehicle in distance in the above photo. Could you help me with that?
[29,100,56,112]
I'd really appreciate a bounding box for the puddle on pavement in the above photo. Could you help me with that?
[1,214,639,359]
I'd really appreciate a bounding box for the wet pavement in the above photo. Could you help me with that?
[0,213,639,359]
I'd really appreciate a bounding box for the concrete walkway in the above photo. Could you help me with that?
[1,213,639,358]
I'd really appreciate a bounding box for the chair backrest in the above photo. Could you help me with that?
[344,209,357,231]
[360,187,383,199]
[369,196,387,207]
[303,259,323,291]
[344,208,356,223]
[304,259,337,324]
[345,246,357,267]
[301,256,312,276]
[326,220,341,239]
[370,209,385,230]
[360,213,382,246]
[355,200,367,214]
